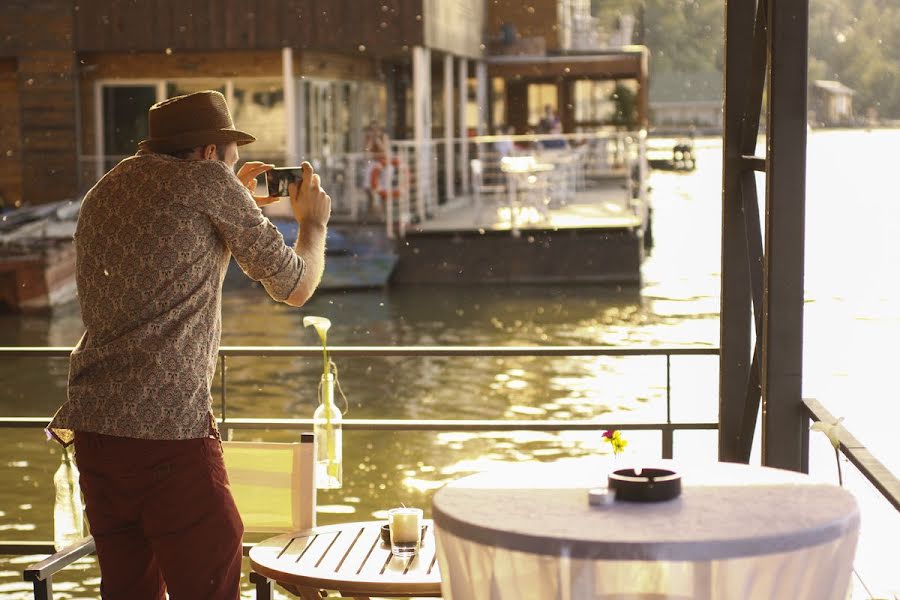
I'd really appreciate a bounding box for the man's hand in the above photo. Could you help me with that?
[236,161,277,207]
[289,162,331,227]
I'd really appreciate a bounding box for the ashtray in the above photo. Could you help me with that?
[380,523,427,545]
[607,468,681,502]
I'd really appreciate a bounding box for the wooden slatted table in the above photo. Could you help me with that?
[249,520,442,599]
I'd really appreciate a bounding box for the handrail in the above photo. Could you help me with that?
[0,417,718,433]
[0,345,719,458]
[803,398,900,512]
[0,345,719,358]
[23,537,95,584]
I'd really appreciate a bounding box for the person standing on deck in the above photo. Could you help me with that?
[46,90,331,600]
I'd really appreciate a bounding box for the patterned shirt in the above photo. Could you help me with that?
[48,152,305,444]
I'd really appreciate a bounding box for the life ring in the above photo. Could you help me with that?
[367,157,402,201]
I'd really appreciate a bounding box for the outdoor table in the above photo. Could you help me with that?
[500,156,555,233]
[432,458,859,600]
[249,520,442,599]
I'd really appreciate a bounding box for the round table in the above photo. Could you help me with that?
[432,458,859,600]
[249,520,441,599]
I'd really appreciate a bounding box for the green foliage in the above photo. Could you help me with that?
[809,0,900,118]
[610,84,638,128]
[590,0,900,119]
[642,0,724,74]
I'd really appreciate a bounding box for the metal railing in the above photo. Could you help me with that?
[3,345,900,599]
[0,343,717,578]
[74,131,648,242]
[803,398,900,513]
[0,345,718,454]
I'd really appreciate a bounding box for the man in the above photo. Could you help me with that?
[46,90,330,599]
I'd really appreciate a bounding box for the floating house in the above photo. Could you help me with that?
[1,0,651,297]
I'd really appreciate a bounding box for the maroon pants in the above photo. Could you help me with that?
[74,432,244,600]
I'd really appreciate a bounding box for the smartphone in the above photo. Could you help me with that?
[265,167,303,198]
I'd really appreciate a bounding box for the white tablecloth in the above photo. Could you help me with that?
[433,459,859,600]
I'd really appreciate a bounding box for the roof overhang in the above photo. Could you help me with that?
[486,47,648,81]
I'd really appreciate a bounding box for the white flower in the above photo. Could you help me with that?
[303,316,331,344]
[810,417,844,449]
[303,316,332,377]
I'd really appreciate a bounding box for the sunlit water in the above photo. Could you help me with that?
[0,129,897,597]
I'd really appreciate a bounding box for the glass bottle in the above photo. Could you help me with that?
[53,447,84,550]
[313,372,342,489]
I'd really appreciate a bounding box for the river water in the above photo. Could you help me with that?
[0,128,897,597]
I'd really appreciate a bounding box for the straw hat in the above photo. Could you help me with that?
[138,90,255,153]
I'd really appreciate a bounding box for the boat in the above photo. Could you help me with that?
[225,221,397,292]
[647,138,696,171]
[0,201,80,313]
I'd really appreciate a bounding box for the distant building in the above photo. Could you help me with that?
[649,71,723,133]
[0,0,647,209]
[487,0,648,133]
[0,0,486,208]
[810,80,855,127]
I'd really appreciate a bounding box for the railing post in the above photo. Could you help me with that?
[663,354,673,459]
[32,578,52,600]
[662,428,674,460]
[348,157,358,221]
[385,145,395,240]
[400,146,410,237]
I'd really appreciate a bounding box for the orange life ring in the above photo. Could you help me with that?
[368,157,402,200]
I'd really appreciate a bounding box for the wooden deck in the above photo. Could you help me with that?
[392,181,648,285]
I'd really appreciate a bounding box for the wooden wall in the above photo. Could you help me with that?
[488,1,559,52]
[73,0,425,56]
[0,59,23,208]
[0,1,25,58]
[17,0,79,204]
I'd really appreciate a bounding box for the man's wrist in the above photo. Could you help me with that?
[298,219,327,233]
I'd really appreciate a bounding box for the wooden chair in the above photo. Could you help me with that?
[24,434,317,600]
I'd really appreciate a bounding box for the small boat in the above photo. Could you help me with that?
[647,139,696,171]
[0,201,80,313]
[226,221,397,292]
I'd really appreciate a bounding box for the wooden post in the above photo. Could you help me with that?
[444,53,455,200]
[762,0,808,472]
[719,0,755,463]
[458,57,469,195]
[413,46,432,221]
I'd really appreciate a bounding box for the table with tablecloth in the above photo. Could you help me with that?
[432,458,858,600]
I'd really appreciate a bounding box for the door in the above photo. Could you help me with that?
[100,84,160,171]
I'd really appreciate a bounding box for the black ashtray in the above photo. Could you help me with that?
[608,468,681,502]
[380,524,427,545]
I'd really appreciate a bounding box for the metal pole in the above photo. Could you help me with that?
[718,0,755,463]
[761,0,808,471]
[413,46,432,221]
[459,57,470,195]
[475,61,488,136]
[282,47,297,166]
[444,53,455,200]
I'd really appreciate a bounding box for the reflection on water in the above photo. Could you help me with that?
[1,129,898,597]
